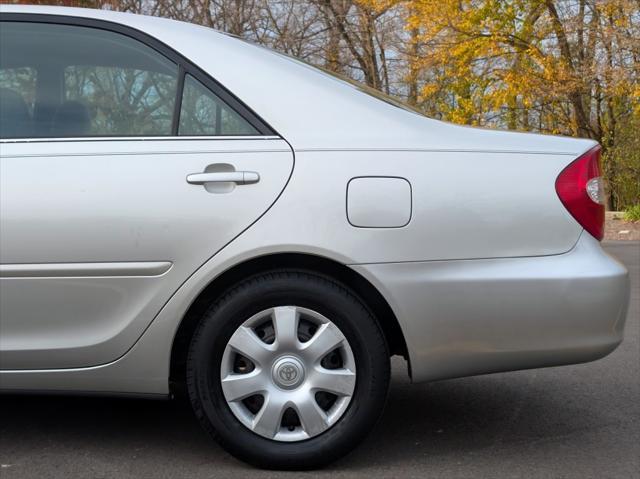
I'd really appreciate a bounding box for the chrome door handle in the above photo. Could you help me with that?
[186,171,260,185]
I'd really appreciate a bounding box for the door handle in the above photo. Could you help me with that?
[186,171,260,185]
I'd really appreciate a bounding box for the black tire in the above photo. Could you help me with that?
[186,271,390,470]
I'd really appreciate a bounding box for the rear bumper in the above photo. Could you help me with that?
[352,232,630,383]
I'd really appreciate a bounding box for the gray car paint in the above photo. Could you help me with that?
[0,138,294,369]
[0,6,630,395]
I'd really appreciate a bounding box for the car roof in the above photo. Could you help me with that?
[1,5,593,154]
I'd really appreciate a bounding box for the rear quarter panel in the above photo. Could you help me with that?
[232,149,583,263]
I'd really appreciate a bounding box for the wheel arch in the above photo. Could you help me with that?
[169,252,409,392]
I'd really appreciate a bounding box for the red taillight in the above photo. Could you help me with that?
[555,145,605,241]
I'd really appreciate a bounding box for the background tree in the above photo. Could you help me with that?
[392,0,639,209]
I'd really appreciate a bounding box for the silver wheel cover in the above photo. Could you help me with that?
[220,306,356,442]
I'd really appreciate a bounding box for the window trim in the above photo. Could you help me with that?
[0,135,281,145]
[171,65,186,136]
[0,13,279,141]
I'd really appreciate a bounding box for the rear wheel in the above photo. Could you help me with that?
[186,271,390,469]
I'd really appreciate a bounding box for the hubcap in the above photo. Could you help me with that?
[220,306,356,442]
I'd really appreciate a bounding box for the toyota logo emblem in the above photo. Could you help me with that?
[279,364,298,382]
[272,357,305,389]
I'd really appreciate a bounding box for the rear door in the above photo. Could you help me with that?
[0,18,293,369]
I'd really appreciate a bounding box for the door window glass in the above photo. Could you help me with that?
[63,64,177,137]
[0,21,178,138]
[0,67,37,138]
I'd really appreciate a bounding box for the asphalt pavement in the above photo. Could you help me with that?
[1,242,638,478]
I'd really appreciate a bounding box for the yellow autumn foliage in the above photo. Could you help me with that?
[358,0,639,209]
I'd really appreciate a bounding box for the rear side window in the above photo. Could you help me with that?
[179,74,258,136]
[0,67,37,138]
[63,65,177,136]
[63,63,177,137]
[0,22,178,138]
[0,20,267,139]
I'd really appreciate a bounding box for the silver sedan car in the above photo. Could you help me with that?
[0,5,630,470]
